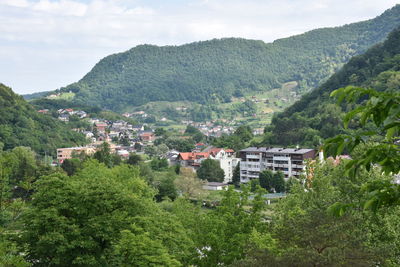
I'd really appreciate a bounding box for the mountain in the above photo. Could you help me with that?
[264,26,400,147]
[40,5,400,113]
[0,84,87,155]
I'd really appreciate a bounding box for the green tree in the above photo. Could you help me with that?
[196,159,225,182]
[174,167,205,199]
[134,142,142,151]
[20,161,190,266]
[0,235,29,267]
[234,125,253,142]
[153,171,178,202]
[60,158,82,176]
[232,164,241,187]
[127,153,142,165]
[150,158,169,171]
[250,179,260,192]
[272,171,285,193]
[325,86,400,210]
[1,147,38,199]
[93,142,113,167]
[144,145,158,158]
[155,127,167,136]
[111,229,181,267]
[193,186,267,266]
[259,170,273,191]
[164,137,194,152]
[258,163,387,266]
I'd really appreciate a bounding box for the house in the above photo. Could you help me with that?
[56,146,96,163]
[75,110,87,118]
[178,148,240,183]
[108,131,120,139]
[178,152,210,169]
[253,128,264,135]
[58,113,69,122]
[239,147,316,183]
[83,131,94,139]
[166,150,180,165]
[37,109,49,114]
[117,149,130,159]
[207,148,240,183]
[95,122,107,133]
[195,143,206,151]
[202,182,228,191]
[132,124,145,132]
[139,131,155,142]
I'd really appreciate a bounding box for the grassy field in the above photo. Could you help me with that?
[124,81,301,128]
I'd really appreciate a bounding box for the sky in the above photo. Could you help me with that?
[0,0,398,94]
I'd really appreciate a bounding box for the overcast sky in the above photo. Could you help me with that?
[1,0,398,94]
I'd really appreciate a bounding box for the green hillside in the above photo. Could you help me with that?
[264,26,400,147]
[0,84,87,155]
[47,5,400,112]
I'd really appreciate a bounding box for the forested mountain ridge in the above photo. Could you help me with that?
[0,83,87,154]
[265,26,400,146]
[40,5,400,112]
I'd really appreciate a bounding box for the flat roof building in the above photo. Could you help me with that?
[239,147,316,183]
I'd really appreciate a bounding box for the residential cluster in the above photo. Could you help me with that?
[49,109,319,189]
[180,120,235,137]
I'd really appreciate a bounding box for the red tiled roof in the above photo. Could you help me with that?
[140,133,154,136]
[209,148,223,156]
[178,152,210,161]
[225,149,234,153]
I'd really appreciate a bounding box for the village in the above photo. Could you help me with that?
[50,107,319,191]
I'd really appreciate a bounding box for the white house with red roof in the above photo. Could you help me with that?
[178,147,240,183]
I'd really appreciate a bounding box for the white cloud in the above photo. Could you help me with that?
[0,0,398,94]
[2,0,30,8]
[32,0,88,16]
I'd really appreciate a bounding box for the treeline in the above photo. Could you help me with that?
[42,5,400,112]
[263,26,400,147]
[0,84,87,155]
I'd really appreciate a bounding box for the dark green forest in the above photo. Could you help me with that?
[0,84,87,155]
[37,5,400,112]
[264,26,400,147]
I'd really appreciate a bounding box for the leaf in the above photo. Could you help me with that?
[363,196,378,211]
[385,126,397,140]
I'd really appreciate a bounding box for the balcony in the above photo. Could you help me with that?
[273,156,289,161]
[291,164,304,168]
[273,163,289,168]
[246,154,261,159]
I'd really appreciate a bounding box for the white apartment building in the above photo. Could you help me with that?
[178,147,240,184]
[239,147,316,183]
[208,148,240,184]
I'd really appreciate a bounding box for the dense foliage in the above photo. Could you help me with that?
[265,26,400,146]
[196,159,225,182]
[0,84,87,155]
[323,85,400,213]
[212,125,254,151]
[1,141,399,266]
[38,5,400,112]
[233,163,400,266]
